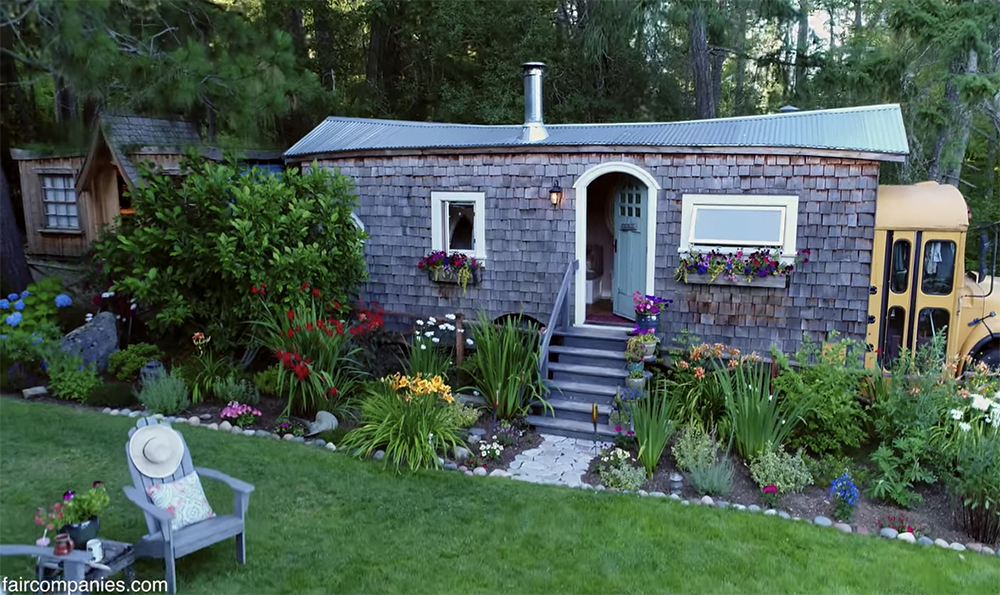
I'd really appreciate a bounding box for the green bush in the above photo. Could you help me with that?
[688,459,735,496]
[340,376,464,472]
[213,374,260,405]
[137,369,190,415]
[595,447,645,491]
[770,333,871,456]
[672,423,718,472]
[92,155,367,349]
[1,278,73,388]
[749,445,814,494]
[47,353,101,403]
[107,343,161,382]
[253,365,282,396]
[86,382,138,408]
[446,401,481,428]
[807,453,871,490]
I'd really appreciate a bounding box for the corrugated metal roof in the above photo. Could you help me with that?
[285,104,909,159]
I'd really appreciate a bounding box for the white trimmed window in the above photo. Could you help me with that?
[679,194,799,256]
[430,192,486,260]
[40,174,80,230]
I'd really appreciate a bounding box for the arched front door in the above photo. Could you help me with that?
[612,181,648,320]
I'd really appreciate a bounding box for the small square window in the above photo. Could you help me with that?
[40,174,80,230]
[431,192,486,260]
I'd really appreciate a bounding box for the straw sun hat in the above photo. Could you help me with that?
[128,425,185,478]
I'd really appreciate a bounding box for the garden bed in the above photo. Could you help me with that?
[463,415,542,472]
[582,441,974,545]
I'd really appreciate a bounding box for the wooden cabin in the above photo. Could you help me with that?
[12,115,282,258]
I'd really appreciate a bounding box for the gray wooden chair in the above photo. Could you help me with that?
[123,417,254,594]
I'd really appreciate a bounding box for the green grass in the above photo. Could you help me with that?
[2,398,998,594]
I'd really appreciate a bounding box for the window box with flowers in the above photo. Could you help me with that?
[418,250,484,294]
[674,249,811,288]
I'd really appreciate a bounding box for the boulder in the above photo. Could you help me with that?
[307,411,338,436]
[453,446,471,462]
[59,312,119,372]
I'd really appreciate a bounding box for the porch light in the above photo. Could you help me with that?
[549,181,563,207]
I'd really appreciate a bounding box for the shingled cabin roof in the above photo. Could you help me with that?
[285,104,910,161]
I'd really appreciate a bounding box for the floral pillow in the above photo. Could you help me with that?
[145,472,215,532]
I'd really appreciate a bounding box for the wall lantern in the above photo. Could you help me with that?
[549,181,563,207]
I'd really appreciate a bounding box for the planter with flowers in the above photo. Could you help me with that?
[674,249,810,288]
[418,251,484,294]
[624,337,646,374]
[634,328,658,359]
[632,292,672,333]
[36,481,110,549]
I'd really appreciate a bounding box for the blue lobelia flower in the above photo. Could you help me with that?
[5,312,22,328]
[0,299,8,310]
[20,290,31,298]
[13,300,25,311]
[6,293,17,301]
[54,294,73,308]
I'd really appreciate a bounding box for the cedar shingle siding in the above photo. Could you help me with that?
[308,151,878,355]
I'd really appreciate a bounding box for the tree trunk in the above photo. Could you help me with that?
[794,0,810,97]
[735,0,748,115]
[854,0,862,30]
[0,165,33,296]
[284,7,307,64]
[930,50,979,186]
[689,5,714,119]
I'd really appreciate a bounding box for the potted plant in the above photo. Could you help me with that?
[625,367,647,389]
[632,292,671,333]
[37,481,110,549]
[624,337,645,373]
[634,327,658,358]
[673,249,811,286]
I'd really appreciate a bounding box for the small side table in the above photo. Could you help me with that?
[36,539,136,588]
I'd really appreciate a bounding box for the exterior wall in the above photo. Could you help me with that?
[15,156,91,258]
[303,151,880,354]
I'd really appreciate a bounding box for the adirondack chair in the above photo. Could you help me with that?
[0,544,92,595]
[123,417,254,594]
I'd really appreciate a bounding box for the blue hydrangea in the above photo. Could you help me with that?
[5,312,22,328]
[0,299,8,310]
[13,300,25,311]
[6,293,17,301]
[20,290,31,298]
[54,294,73,308]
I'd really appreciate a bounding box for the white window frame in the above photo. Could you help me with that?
[39,173,81,231]
[679,194,799,258]
[430,191,487,260]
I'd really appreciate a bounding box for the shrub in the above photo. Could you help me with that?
[446,401,481,428]
[672,423,718,472]
[749,445,813,495]
[253,365,282,396]
[807,453,870,490]
[86,382,137,408]
[596,447,645,491]
[1,280,74,388]
[107,343,161,382]
[47,353,101,403]
[629,379,679,477]
[688,459,734,496]
[866,438,935,509]
[92,155,367,349]
[137,369,190,415]
[460,311,547,420]
[662,337,731,430]
[770,333,871,456]
[213,374,261,405]
[340,375,464,472]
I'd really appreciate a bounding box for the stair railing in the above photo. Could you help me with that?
[538,259,579,382]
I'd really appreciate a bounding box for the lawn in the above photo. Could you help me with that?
[1,398,997,595]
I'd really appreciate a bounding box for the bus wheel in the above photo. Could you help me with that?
[970,339,1000,371]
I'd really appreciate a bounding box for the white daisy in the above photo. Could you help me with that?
[424,331,434,337]
[445,313,456,321]
[958,421,972,432]
[416,320,424,326]
[950,408,964,420]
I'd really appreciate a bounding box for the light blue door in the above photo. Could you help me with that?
[612,181,648,320]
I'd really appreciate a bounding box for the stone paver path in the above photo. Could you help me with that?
[505,434,611,487]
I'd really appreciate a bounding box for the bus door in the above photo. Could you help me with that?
[912,233,959,359]
[869,230,916,369]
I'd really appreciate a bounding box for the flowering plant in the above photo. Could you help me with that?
[221,401,262,428]
[632,292,671,315]
[418,250,484,294]
[273,417,306,437]
[634,327,658,342]
[674,249,810,284]
[760,484,781,509]
[479,438,504,461]
[595,446,645,491]
[624,336,647,363]
[829,473,860,522]
[877,514,918,536]
[495,419,525,446]
[37,481,109,530]
[1,279,74,389]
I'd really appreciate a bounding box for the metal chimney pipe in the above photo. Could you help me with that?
[521,62,548,143]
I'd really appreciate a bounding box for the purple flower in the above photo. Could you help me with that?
[63,490,75,501]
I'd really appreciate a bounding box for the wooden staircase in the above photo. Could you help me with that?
[529,326,630,441]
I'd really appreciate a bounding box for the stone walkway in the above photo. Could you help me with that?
[505,434,611,487]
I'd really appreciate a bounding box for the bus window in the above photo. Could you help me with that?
[916,308,950,350]
[890,240,911,293]
[921,240,956,295]
[882,306,905,367]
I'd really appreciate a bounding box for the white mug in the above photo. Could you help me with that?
[86,538,103,563]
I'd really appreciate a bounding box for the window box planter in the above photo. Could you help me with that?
[426,267,481,288]
[681,273,788,289]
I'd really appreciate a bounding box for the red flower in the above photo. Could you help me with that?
[251,285,259,294]
[328,387,338,397]
[306,322,314,331]
[286,328,295,338]
[287,309,295,321]
[312,287,321,298]
[762,484,778,495]
[332,301,341,310]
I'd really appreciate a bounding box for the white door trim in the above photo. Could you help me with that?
[573,161,660,327]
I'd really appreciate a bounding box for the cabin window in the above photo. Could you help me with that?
[890,239,911,293]
[916,307,950,350]
[882,306,906,368]
[679,194,799,256]
[921,240,956,295]
[430,192,486,260]
[40,174,79,230]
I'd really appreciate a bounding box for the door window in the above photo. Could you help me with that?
[881,306,905,368]
[921,240,956,295]
[890,240,911,294]
[916,308,950,351]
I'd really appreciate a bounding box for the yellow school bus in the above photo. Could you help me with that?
[866,182,999,372]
